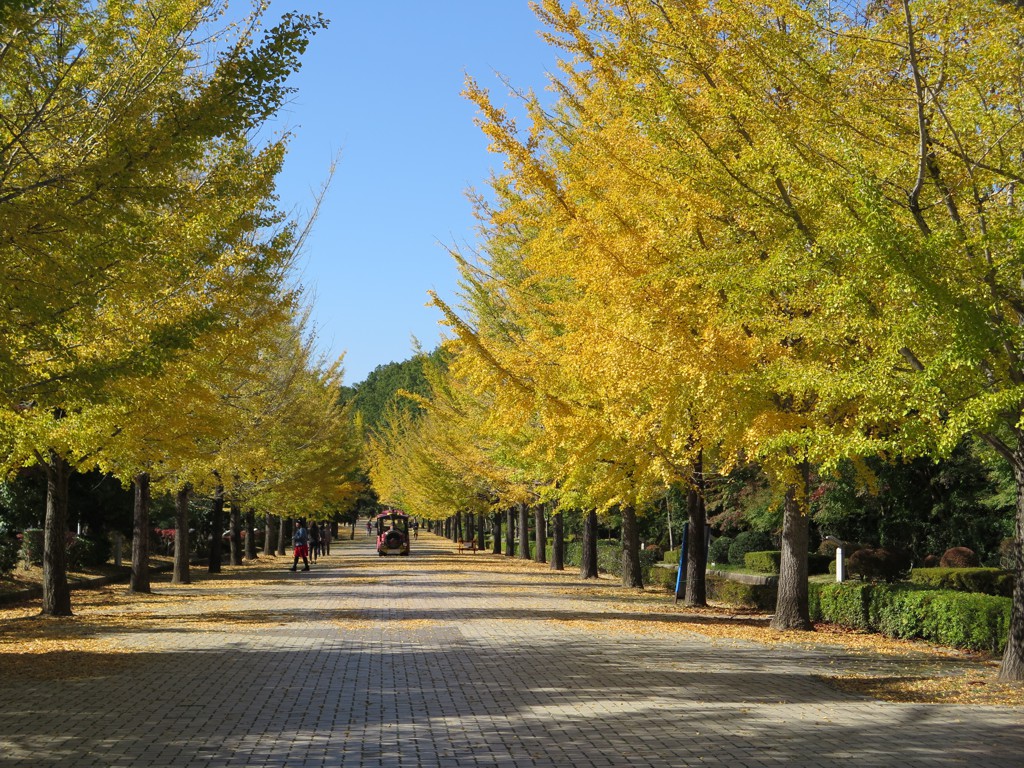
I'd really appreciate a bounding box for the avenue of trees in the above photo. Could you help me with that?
[365,0,1024,682]
[0,2,361,612]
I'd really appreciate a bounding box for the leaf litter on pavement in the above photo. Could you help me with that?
[1,536,1020,704]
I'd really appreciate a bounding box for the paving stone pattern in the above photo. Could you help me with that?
[1,531,1021,767]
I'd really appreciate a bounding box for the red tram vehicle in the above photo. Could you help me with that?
[375,509,410,556]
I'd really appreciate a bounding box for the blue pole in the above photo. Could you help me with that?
[674,522,689,603]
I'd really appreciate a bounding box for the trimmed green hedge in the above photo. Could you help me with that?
[908,567,1013,597]
[809,581,1010,652]
[742,550,832,576]
[706,573,777,609]
[728,531,773,566]
[648,566,678,591]
[744,550,781,574]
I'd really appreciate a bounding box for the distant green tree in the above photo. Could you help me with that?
[343,349,446,434]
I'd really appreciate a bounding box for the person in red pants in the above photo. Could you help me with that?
[290,519,310,571]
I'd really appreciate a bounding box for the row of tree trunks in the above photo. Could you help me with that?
[518,503,531,560]
[684,455,708,607]
[581,509,598,579]
[130,472,151,593]
[621,506,643,588]
[263,513,275,561]
[172,486,191,584]
[41,450,73,616]
[1001,454,1024,681]
[550,511,564,571]
[771,465,812,631]
[207,481,224,573]
[229,503,243,566]
[245,508,257,561]
[505,508,515,557]
[534,506,546,564]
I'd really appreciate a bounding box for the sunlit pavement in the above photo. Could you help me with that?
[0,529,1021,768]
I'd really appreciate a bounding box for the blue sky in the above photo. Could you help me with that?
[251,1,561,384]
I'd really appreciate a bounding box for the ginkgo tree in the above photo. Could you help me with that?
[448,0,1024,681]
[0,0,327,614]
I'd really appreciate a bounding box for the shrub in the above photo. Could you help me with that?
[909,567,1013,597]
[20,528,44,566]
[940,547,980,568]
[705,573,776,609]
[812,581,872,630]
[647,565,678,592]
[708,535,733,565]
[67,535,112,570]
[744,550,781,574]
[923,554,940,568]
[818,539,866,557]
[807,553,832,575]
[811,581,1011,653]
[0,528,19,575]
[663,548,680,565]
[868,584,1010,653]
[642,544,664,562]
[846,547,912,583]
[728,530,773,566]
[998,539,1014,571]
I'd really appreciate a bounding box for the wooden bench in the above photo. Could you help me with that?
[456,539,479,554]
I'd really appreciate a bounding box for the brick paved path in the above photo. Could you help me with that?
[1,530,1021,768]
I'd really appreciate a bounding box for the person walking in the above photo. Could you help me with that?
[309,522,321,563]
[290,519,310,571]
[321,523,331,556]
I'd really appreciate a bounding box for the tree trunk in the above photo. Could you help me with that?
[685,457,708,607]
[581,509,599,579]
[208,481,224,573]
[455,511,463,543]
[620,505,644,588]
[277,515,287,555]
[771,465,812,631]
[998,454,1024,681]
[492,511,502,554]
[478,512,486,550]
[172,485,191,584]
[229,502,243,566]
[130,472,151,593]
[505,508,515,557]
[263,513,275,558]
[550,510,564,571]
[534,505,546,563]
[41,450,72,616]
[518,503,531,560]
[245,508,257,560]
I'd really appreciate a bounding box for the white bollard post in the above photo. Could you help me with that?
[835,546,844,583]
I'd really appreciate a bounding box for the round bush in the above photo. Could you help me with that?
[67,535,111,570]
[0,529,20,575]
[728,530,774,566]
[642,544,664,563]
[940,546,980,568]
[846,547,912,583]
[708,535,733,565]
[20,528,44,566]
[923,554,940,568]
